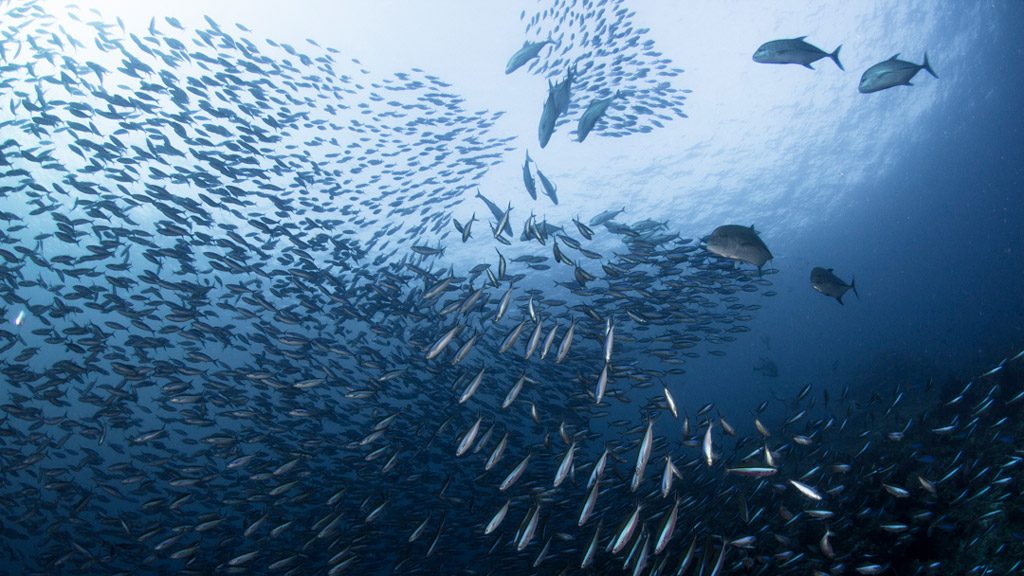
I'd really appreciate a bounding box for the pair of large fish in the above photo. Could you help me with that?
[753,36,937,93]
[705,225,857,304]
[538,70,621,146]
[521,151,559,205]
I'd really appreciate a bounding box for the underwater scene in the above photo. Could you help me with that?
[1,0,1023,574]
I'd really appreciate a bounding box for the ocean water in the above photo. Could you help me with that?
[1,1,1023,574]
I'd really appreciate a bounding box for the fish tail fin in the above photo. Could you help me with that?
[851,276,859,300]
[922,52,937,78]
[830,45,844,71]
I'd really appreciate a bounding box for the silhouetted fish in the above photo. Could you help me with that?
[811,266,858,304]
[705,224,773,271]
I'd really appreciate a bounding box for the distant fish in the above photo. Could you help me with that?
[753,356,779,378]
[589,207,624,227]
[536,168,558,205]
[522,151,537,200]
[573,216,595,239]
[539,86,558,148]
[534,218,562,239]
[410,245,444,257]
[810,267,858,304]
[753,37,843,70]
[577,91,620,142]
[552,63,576,116]
[475,189,513,237]
[858,53,936,93]
[453,213,476,243]
[705,225,773,271]
[505,39,552,75]
[493,202,513,240]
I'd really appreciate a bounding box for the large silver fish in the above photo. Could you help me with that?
[705,224,773,271]
[858,53,936,93]
[753,37,843,70]
[810,266,858,304]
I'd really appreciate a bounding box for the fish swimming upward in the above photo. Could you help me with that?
[538,86,559,148]
[577,91,621,142]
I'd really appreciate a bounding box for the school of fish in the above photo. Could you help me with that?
[1,1,1016,576]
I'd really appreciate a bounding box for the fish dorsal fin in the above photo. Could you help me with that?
[828,268,833,272]
[888,53,900,61]
[794,36,808,41]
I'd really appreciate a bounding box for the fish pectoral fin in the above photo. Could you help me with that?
[803,63,814,70]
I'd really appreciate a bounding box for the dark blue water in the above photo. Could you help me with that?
[685,8,1024,421]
